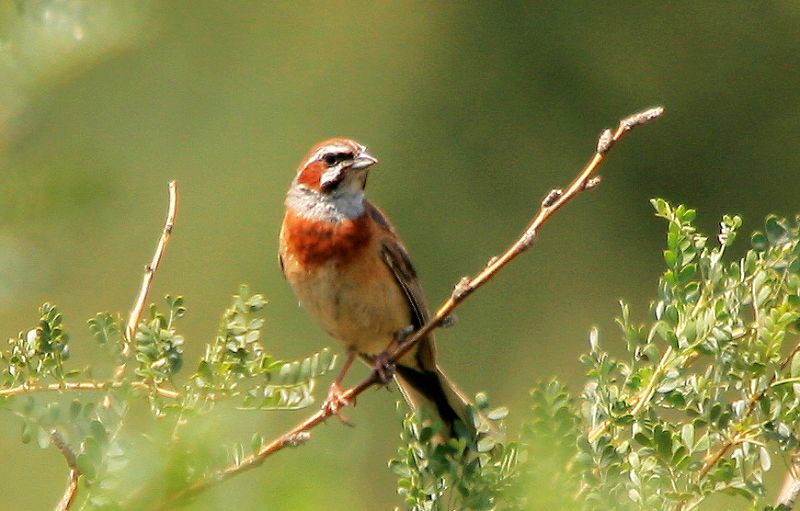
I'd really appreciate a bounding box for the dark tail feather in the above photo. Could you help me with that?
[395,364,472,439]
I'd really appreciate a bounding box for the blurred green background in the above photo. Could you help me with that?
[1,1,799,509]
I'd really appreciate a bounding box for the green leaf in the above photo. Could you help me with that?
[759,446,771,471]
[36,426,51,449]
[681,423,694,450]
[678,264,696,282]
[695,433,710,451]
[651,198,669,217]
[765,215,788,244]
[20,422,32,444]
[76,452,97,480]
[89,420,108,445]
[476,435,495,452]
[751,231,768,251]
[487,406,509,420]
[251,432,263,454]
[664,250,678,268]
[791,352,800,378]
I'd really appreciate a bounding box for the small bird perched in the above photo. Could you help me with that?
[279,138,471,437]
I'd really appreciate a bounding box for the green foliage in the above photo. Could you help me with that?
[135,296,186,386]
[188,285,337,411]
[393,202,800,511]
[573,201,800,510]
[0,285,337,510]
[517,381,581,511]
[3,203,800,510]
[0,303,74,389]
[88,311,125,362]
[390,394,521,511]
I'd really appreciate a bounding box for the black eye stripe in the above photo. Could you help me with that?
[321,152,352,166]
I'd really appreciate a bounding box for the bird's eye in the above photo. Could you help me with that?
[321,152,352,166]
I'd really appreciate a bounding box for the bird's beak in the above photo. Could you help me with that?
[349,151,378,170]
[319,150,377,192]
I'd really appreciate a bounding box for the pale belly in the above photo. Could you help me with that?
[287,260,412,357]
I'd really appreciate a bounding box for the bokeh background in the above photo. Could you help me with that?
[1,1,799,509]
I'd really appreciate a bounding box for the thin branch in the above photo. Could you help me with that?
[50,430,80,511]
[587,345,677,445]
[145,106,664,511]
[145,431,312,510]
[675,338,800,511]
[0,380,179,399]
[386,106,664,371]
[587,322,750,443]
[125,180,178,346]
[105,181,178,407]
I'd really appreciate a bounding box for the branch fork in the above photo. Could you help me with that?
[103,181,178,408]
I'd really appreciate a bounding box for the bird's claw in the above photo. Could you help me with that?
[372,351,396,385]
[321,382,353,425]
[395,324,415,344]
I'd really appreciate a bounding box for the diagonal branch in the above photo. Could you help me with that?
[50,430,80,511]
[104,181,178,407]
[387,107,664,368]
[145,107,664,511]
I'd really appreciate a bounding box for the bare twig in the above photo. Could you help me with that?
[387,107,664,369]
[124,181,179,346]
[104,181,178,407]
[50,430,80,511]
[142,107,663,511]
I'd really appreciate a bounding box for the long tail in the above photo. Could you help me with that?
[394,364,472,439]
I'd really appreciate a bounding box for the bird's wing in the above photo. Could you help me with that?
[368,203,437,371]
[368,203,472,436]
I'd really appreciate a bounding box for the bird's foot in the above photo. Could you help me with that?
[394,324,415,345]
[372,350,396,386]
[321,382,353,425]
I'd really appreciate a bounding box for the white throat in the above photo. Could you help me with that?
[286,184,365,222]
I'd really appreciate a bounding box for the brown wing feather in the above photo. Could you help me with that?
[368,203,437,371]
[368,202,471,437]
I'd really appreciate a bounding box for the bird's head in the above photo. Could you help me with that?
[294,138,378,196]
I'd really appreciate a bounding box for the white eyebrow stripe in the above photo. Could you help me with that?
[301,149,324,169]
[301,142,360,169]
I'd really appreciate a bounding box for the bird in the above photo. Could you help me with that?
[279,138,471,438]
